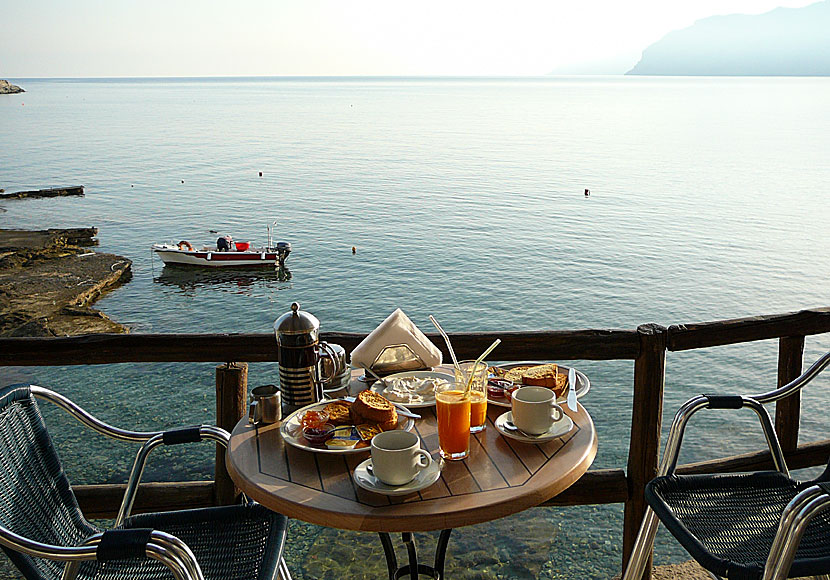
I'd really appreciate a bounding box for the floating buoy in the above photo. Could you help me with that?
[584,188,590,196]
[352,246,356,254]
[181,180,185,184]
[259,171,263,177]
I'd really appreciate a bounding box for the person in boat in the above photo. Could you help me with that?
[217,235,233,252]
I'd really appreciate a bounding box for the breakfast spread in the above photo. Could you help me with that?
[380,376,449,404]
[292,390,399,449]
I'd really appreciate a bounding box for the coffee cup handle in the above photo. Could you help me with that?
[550,403,563,422]
[414,450,432,470]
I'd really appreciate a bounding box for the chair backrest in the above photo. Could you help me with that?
[0,384,99,580]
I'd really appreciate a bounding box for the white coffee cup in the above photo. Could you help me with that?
[511,386,565,435]
[368,430,432,486]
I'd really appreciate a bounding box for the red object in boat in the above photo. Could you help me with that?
[235,241,250,251]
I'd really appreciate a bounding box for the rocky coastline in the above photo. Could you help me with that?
[0,227,131,336]
[0,80,24,94]
[0,185,84,199]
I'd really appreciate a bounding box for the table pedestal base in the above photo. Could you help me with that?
[378,529,452,580]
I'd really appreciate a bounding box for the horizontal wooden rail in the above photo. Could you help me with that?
[541,468,628,506]
[677,438,830,476]
[75,481,216,519]
[0,328,640,366]
[667,307,830,351]
[72,435,830,519]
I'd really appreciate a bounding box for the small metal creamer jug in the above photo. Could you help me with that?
[274,302,337,413]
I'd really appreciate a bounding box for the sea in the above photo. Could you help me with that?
[1,76,829,579]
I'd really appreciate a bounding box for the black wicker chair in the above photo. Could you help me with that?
[623,351,830,580]
[0,383,291,580]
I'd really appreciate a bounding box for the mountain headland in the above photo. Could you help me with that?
[628,0,830,76]
[0,80,24,94]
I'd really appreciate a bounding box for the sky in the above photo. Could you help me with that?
[0,0,821,77]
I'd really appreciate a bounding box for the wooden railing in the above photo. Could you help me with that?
[2,306,830,579]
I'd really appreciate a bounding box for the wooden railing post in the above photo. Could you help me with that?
[215,362,248,505]
[623,324,667,580]
[775,336,805,453]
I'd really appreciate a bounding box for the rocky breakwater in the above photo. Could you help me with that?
[0,228,132,336]
[0,80,24,94]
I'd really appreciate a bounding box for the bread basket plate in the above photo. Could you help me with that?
[369,370,454,409]
[280,402,415,454]
[487,362,590,408]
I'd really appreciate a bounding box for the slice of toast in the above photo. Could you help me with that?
[522,363,567,395]
[351,389,396,424]
[323,401,352,426]
[503,365,534,384]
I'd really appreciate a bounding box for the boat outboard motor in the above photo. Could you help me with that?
[277,241,291,267]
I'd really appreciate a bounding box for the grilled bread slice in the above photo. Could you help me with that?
[521,363,568,395]
[323,401,353,426]
[351,389,396,424]
[503,365,533,384]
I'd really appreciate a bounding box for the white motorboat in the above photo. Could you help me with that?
[152,222,291,268]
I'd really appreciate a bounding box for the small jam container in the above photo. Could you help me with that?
[302,423,335,445]
[487,378,514,399]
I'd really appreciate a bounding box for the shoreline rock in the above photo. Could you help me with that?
[0,185,84,200]
[0,228,131,337]
[0,80,24,94]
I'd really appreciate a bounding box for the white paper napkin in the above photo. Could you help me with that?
[351,309,442,370]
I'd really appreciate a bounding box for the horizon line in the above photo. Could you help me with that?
[7,73,626,81]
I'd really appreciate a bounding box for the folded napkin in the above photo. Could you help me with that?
[351,309,442,371]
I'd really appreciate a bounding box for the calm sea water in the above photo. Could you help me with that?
[2,76,830,578]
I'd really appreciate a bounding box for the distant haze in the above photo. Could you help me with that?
[628,0,830,76]
[0,0,820,77]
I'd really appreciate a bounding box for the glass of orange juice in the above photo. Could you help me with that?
[435,381,471,460]
[454,360,489,433]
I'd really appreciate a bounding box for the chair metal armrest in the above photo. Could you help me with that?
[115,426,230,526]
[752,350,830,404]
[31,385,162,443]
[762,483,830,580]
[658,394,787,477]
[0,522,204,580]
[659,351,830,476]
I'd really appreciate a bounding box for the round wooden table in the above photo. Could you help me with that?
[227,369,597,578]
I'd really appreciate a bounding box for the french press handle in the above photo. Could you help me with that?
[316,341,339,384]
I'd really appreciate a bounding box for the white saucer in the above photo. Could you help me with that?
[353,457,443,496]
[494,411,574,443]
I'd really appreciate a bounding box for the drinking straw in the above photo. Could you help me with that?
[464,338,501,394]
[429,315,461,373]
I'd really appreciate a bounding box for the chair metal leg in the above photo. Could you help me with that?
[622,507,661,580]
[763,486,830,580]
[278,557,293,580]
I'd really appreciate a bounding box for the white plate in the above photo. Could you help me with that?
[494,411,574,443]
[369,370,454,409]
[353,457,443,496]
[487,363,590,408]
[279,402,415,455]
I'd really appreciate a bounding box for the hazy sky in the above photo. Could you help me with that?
[0,0,820,77]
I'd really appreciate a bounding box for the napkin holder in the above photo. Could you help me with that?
[359,344,430,382]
